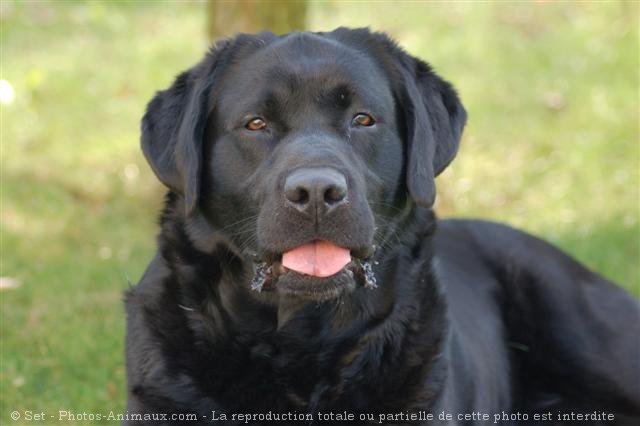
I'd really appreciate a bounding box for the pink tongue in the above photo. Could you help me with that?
[281,241,351,278]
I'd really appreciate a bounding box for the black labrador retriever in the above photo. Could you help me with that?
[124,28,640,425]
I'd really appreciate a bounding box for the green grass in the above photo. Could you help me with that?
[2,2,638,423]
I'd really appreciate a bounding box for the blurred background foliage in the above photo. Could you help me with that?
[1,1,638,422]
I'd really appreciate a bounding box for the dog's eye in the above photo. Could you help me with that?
[246,117,267,131]
[352,113,375,127]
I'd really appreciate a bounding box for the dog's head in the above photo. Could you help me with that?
[141,28,466,301]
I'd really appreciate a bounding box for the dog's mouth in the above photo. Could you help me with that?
[250,240,377,300]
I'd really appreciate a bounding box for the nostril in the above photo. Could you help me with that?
[296,188,309,204]
[324,185,347,205]
[286,186,310,205]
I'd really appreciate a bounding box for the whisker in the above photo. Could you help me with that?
[219,214,258,232]
[368,201,405,214]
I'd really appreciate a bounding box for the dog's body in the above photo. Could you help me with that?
[125,29,640,425]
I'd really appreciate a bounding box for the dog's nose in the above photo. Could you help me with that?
[284,168,348,215]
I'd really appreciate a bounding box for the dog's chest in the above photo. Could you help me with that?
[185,331,424,417]
[193,337,350,411]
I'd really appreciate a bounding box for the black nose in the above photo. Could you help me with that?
[284,167,348,215]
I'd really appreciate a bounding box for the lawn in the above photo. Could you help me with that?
[1,1,638,423]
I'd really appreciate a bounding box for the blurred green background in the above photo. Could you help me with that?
[1,1,638,423]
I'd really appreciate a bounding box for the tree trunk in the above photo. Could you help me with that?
[208,0,308,40]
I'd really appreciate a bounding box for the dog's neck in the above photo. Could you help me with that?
[156,193,450,412]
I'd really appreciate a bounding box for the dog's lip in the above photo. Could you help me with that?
[247,240,376,293]
[275,266,356,300]
[278,259,350,278]
[255,258,356,280]
[250,255,378,295]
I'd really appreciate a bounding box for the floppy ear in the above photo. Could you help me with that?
[398,56,467,208]
[141,34,247,215]
[141,68,210,216]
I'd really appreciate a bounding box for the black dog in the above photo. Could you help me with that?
[125,28,639,425]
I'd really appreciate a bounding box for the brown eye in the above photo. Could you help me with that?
[246,117,266,131]
[353,113,375,127]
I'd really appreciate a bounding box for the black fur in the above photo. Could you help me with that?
[125,28,640,425]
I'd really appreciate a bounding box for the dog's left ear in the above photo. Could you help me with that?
[397,54,467,208]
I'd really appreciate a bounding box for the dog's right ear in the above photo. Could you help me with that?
[141,70,202,216]
[141,40,236,216]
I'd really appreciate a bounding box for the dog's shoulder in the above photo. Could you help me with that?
[126,253,170,298]
[435,218,614,288]
[436,219,640,415]
[436,218,550,258]
[124,254,172,391]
